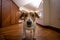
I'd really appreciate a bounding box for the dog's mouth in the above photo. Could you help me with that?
[27,23,32,27]
[27,25,31,27]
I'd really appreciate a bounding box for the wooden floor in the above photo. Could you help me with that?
[0,23,60,40]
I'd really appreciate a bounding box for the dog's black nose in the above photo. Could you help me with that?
[27,21,31,25]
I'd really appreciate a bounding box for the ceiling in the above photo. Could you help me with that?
[13,0,43,11]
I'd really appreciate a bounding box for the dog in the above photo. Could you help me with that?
[20,11,39,40]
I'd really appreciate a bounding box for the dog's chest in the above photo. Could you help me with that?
[25,26,35,30]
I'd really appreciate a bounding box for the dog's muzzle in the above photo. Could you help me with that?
[27,20,32,27]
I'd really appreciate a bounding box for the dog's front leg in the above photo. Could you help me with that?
[23,27,26,38]
[33,28,36,40]
[33,29,35,38]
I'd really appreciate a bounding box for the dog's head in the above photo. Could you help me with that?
[20,11,39,27]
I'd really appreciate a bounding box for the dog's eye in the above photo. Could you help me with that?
[25,14,27,17]
[32,14,34,17]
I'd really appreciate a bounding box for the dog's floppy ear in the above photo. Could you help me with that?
[20,11,24,20]
[35,12,40,18]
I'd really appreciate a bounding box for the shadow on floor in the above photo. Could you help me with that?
[37,23,60,33]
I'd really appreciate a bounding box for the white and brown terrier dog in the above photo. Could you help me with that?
[20,11,39,40]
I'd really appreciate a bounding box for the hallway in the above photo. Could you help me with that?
[0,23,60,40]
[0,0,60,40]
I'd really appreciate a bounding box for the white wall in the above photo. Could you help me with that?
[37,0,50,25]
[49,0,60,28]
[43,0,50,25]
[43,0,60,28]
[37,1,44,25]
